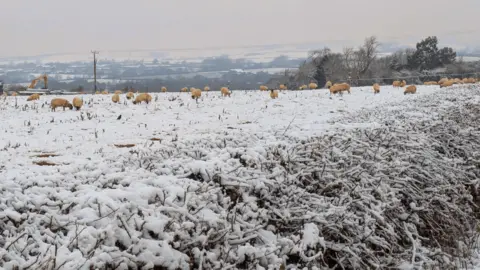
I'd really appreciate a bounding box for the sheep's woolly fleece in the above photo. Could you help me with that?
[1,85,480,269]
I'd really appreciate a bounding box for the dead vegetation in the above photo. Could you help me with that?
[31,153,59,158]
[32,160,58,166]
[113,144,136,148]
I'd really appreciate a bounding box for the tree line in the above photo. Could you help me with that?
[277,36,476,88]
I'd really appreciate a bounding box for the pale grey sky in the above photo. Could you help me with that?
[1,0,479,58]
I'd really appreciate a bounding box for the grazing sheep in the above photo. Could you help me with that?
[325,81,332,89]
[161,86,167,92]
[132,93,152,104]
[404,85,417,95]
[114,90,123,95]
[308,82,318,89]
[400,80,406,87]
[204,86,210,91]
[392,81,401,87]
[259,85,268,91]
[440,80,454,88]
[221,87,231,97]
[279,84,287,90]
[112,93,120,103]
[373,83,380,94]
[50,98,73,111]
[27,93,40,101]
[424,81,438,85]
[102,90,108,95]
[465,78,476,84]
[269,89,279,99]
[328,85,339,95]
[453,78,463,84]
[181,87,188,92]
[329,83,351,95]
[337,83,351,94]
[191,88,202,102]
[95,91,100,95]
[437,78,448,85]
[126,92,134,100]
[72,97,83,110]
[299,84,308,90]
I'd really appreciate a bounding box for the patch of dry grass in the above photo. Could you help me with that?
[33,160,58,166]
[114,144,136,148]
[31,153,59,158]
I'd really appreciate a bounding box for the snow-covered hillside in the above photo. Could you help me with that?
[1,85,480,269]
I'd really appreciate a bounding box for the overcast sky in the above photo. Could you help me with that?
[1,0,480,58]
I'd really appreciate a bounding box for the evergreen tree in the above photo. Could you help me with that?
[438,47,456,65]
[311,50,330,87]
[407,36,456,70]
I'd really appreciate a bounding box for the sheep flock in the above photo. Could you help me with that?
[1,79,480,269]
[12,76,477,110]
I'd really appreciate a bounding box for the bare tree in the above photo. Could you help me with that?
[291,36,380,86]
[341,36,379,85]
[360,36,380,74]
[324,53,346,83]
[342,47,354,73]
[294,60,316,85]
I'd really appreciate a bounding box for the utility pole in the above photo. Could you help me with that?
[91,50,99,93]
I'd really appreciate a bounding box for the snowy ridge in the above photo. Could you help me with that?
[0,85,479,269]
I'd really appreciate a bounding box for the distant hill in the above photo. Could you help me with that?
[1,40,480,65]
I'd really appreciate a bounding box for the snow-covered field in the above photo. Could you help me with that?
[1,85,480,269]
